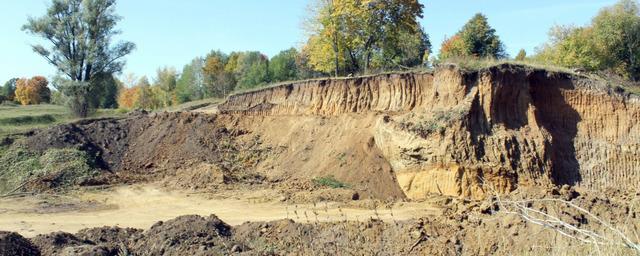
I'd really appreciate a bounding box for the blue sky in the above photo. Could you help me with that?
[0,0,618,84]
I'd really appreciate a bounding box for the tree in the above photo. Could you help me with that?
[117,86,139,109]
[378,27,431,70]
[134,76,153,110]
[233,52,270,90]
[14,76,51,105]
[89,73,120,108]
[153,67,178,107]
[176,57,205,103]
[23,0,135,116]
[533,0,640,80]
[439,13,507,59]
[515,49,527,61]
[203,51,236,97]
[439,35,466,59]
[270,48,299,82]
[304,0,425,75]
[592,0,640,80]
[2,78,18,101]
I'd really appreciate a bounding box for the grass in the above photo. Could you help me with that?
[0,96,222,137]
[312,176,350,189]
[437,56,576,74]
[0,104,125,137]
[160,97,223,112]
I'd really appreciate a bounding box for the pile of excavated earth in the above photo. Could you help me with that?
[1,64,639,255]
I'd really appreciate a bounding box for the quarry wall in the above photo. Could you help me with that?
[220,64,640,199]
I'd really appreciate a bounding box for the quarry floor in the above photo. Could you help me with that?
[0,183,442,237]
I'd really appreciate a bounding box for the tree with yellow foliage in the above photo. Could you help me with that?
[14,76,51,105]
[304,0,426,75]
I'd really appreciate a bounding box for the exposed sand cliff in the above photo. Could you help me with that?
[218,64,640,199]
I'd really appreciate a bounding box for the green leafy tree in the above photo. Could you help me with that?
[592,0,640,80]
[439,13,506,59]
[176,57,205,103]
[534,0,640,80]
[2,78,18,101]
[270,48,299,82]
[234,52,270,90]
[534,26,602,70]
[89,73,120,108]
[23,0,135,116]
[378,27,431,70]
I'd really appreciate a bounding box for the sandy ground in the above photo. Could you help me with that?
[0,184,441,237]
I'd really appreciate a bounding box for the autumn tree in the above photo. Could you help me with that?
[203,51,236,97]
[152,67,178,107]
[439,13,506,59]
[515,49,527,61]
[14,76,51,105]
[304,0,426,75]
[117,86,139,109]
[23,0,135,116]
[134,76,153,110]
[438,35,466,59]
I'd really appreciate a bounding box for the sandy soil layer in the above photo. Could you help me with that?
[0,184,441,237]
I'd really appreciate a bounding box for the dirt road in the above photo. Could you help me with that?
[0,184,441,237]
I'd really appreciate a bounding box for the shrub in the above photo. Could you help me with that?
[312,176,350,189]
[59,80,95,118]
[39,148,97,188]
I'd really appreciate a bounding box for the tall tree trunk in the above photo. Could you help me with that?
[84,64,92,82]
[332,33,340,77]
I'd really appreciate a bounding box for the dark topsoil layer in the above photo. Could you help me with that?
[12,111,267,188]
[20,111,236,174]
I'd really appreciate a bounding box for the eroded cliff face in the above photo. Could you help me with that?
[219,64,640,199]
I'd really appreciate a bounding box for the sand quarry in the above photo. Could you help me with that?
[1,64,639,255]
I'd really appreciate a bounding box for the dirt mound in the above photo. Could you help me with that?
[130,214,233,255]
[0,231,40,256]
[76,226,142,248]
[30,232,95,256]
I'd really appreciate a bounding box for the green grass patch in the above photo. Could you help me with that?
[438,56,576,74]
[161,97,223,112]
[312,175,350,189]
[0,104,124,137]
[0,114,57,126]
